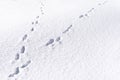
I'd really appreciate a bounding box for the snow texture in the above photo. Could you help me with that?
[0,0,120,80]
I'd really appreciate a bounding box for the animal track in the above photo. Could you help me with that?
[8,1,108,79]
[32,22,34,25]
[21,60,31,68]
[79,15,84,19]
[22,34,27,41]
[45,39,54,46]
[15,53,20,61]
[8,67,20,77]
[20,46,25,54]
[14,67,20,75]
[36,16,39,19]
[63,24,72,34]
[56,37,61,42]
[35,20,38,24]
[85,13,88,17]
[7,1,47,79]
[31,28,34,31]
[40,2,45,15]
[87,8,94,13]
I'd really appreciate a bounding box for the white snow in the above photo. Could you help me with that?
[0,0,120,80]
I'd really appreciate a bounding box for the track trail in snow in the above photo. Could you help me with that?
[7,0,108,80]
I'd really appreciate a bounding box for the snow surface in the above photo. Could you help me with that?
[0,0,120,80]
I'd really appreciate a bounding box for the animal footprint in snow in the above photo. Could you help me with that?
[79,15,84,19]
[8,67,20,77]
[15,53,20,61]
[87,8,94,13]
[56,36,62,44]
[63,24,72,34]
[11,53,20,64]
[14,67,19,75]
[21,60,31,68]
[85,13,88,17]
[40,7,44,14]
[22,34,27,41]
[36,16,39,19]
[35,21,38,24]
[31,28,34,32]
[32,22,34,25]
[20,46,25,54]
[45,39,54,46]
[56,37,61,42]
[40,1,45,15]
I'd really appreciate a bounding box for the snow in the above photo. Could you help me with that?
[0,0,120,80]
